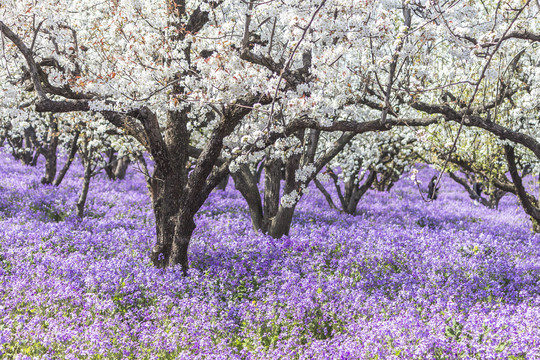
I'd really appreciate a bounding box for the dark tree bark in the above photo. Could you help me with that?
[268,144,302,238]
[26,126,40,166]
[232,163,265,231]
[76,159,92,218]
[447,172,497,208]
[343,170,376,214]
[7,126,39,165]
[76,138,96,218]
[216,174,229,190]
[114,156,131,180]
[315,168,376,215]
[40,115,59,184]
[373,171,396,192]
[103,149,118,180]
[233,131,355,237]
[41,145,58,184]
[0,128,7,146]
[54,130,80,187]
[487,188,507,210]
[231,140,298,236]
[314,177,340,211]
[4,116,59,181]
[504,145,540,232]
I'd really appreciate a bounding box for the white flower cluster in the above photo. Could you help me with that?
[280,190,300,208]
[316,172,331,183]
[295,164,317,183]
[229,160,240,174]
[88,100,114,112]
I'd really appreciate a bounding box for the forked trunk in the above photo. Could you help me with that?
[263,158,283,231]
[234,132,355,237]
[231,165,265,231]
[488,189,506,210]
[344,170,376,214]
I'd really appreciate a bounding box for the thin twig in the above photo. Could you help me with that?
[431,0,532,199]
[266,0,327,129]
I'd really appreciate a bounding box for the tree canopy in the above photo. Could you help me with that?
[1,0,540,271]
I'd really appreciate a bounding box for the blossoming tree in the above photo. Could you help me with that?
[5,0,540,272]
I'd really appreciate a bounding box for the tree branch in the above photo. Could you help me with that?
[0,21,47,99]
[504,144,540,219]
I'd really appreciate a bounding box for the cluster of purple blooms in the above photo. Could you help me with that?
[1,150,539,359]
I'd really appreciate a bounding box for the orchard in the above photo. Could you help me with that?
[1,0,540,358]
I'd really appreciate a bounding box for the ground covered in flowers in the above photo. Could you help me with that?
[1,151,540,359]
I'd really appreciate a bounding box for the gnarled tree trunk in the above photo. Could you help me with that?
[41,115,59,184]
[315,168,376,215]
[233,130,355,238]
[231,142,300,238]
[505,145,540,232]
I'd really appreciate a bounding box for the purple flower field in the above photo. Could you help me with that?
[1,150,540,359]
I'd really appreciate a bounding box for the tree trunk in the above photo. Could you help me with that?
[267,206,296,238]
[103,149,117,180]
[232,155,298,238]
[216,173,229,190]
[488,189,506,210]
[24,126,39,166]
[263,157,282,230]
[231,165,265,231]
[504,145,540,232]
[344,170,376,214]
[41,147,58,184]
[76,157,92,218]
[0,129,6,147]
[265,146,302,237]
[30,148,41,166]
[151,208,192,271]
[41,115,59,184]
[171,214,196,276]
[314,178,340,211]
[149,162,189,270]
[114,156,130,180]
[54,130,79,187]
[318,166,374,215]
[447,172,497,208]
[149,163,223,275]
[234,132,355,237]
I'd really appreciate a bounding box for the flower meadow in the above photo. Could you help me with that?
[1,151,540,360]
